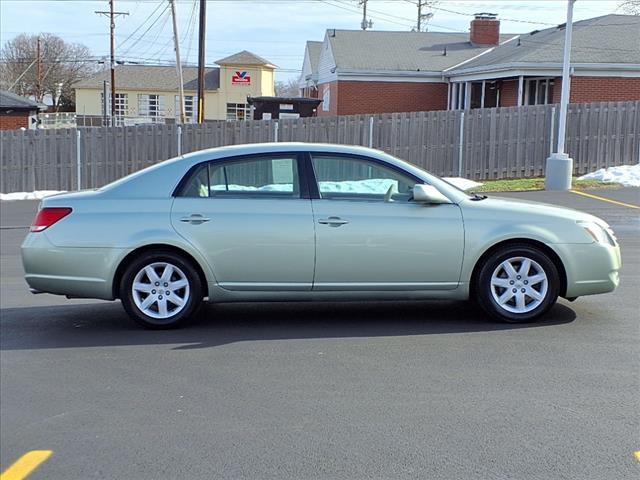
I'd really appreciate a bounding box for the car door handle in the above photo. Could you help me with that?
[318,217,349,227]
[180,214,210,224]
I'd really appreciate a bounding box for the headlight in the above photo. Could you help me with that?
[578,221,616,245]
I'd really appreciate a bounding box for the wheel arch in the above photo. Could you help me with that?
[469,238,567,299]
[112,244,209,299]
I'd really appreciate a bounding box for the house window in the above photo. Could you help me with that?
[175,95,198,122]
[101,93,128,124]
[138,94,166,120]
[524,78,554,105]
[226,103,250,121]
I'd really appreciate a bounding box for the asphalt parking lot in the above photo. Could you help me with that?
[1,188,639,480]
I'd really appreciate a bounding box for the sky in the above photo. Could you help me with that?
[0,0,627,82]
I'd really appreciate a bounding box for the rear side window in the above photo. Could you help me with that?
[177,155,300,198]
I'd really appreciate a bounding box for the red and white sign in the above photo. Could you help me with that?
[232,71,251,85]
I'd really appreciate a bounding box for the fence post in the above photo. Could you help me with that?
[458,111,465,177]
[177,125,182,156]
[368,116,374,148]
[76,129,82,191]
[549,106,556,156]
[274,120,279,142]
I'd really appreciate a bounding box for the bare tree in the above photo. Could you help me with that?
[0,33,96,109]
[618,0,640,14]
[275,77,301,97]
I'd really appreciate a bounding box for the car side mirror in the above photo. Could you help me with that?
[412,184,451,204]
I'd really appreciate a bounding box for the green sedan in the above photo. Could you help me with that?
[22,143,621,328]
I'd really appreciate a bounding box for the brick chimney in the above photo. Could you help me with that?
[470,13,500,46]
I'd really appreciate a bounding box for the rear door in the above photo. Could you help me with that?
[171,153,315,291]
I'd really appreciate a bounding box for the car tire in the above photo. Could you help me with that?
[119,251,203,329]
[475,244,559,323]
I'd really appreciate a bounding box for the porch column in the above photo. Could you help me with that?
[517,75,524,106]
[480,81,486,109]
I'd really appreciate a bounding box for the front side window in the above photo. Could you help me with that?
[311,155,417,202]
[178,155,300,198]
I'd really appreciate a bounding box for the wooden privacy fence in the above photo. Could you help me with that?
[1,101,638,192]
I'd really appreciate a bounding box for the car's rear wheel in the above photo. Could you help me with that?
[119,251,203,329]
[476,245,559,323]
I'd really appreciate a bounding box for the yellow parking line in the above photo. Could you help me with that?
[570,190,640,209]
[635,450,640,462]
[1,451,52,480]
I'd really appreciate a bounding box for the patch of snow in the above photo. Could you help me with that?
[211,178,400,194]
[578,164,640,187]
[0,190,66,201]
[442,177,483,191]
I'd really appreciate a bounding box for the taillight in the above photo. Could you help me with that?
[30,207,72,232]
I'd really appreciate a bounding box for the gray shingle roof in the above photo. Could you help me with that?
[0,90,41,110]
[450,14,640,72]
[73,65,220,91]
[306,41,323,72]
[327,30,515,72]
[215,50,275,67]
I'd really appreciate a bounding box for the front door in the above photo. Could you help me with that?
[171,153,315,291]
[309,154,464,291]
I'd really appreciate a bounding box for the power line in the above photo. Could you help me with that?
[119,2,170,56]
[117,0,166,49]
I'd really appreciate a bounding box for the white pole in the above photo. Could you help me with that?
[169,0,187,124]
[274,120,279,142]
[556,1,575,155]
[549,106,556,156]
[458,111,465,177]
[480,81,486,109]
[545,0,575,191]
[177,125,182,156]
[368,116,374,148]
[76,130,82,191]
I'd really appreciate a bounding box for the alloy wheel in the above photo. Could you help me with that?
[131,262,190,319]
[490,256,548,314]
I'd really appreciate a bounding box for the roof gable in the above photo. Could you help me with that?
[215,50,276,68]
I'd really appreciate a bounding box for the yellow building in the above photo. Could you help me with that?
[74,51,275,124]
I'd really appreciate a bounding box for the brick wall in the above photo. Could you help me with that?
[317,80,448,116]
[499,80,519,107]
[558,76,640,103]
[0,112,30,130]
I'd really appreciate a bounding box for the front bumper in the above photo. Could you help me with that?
[21,232,124,300]
[552,240,621,298]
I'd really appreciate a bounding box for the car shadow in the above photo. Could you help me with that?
[0,299,577,351]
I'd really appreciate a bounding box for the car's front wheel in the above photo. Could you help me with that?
[476,244,560,323]
[119,251,203,329]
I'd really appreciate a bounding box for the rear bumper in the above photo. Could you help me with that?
[552,241,621,298]
[21,232,123,300]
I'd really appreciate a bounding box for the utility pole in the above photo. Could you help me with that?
[197,0,206,123]
[35,36,42,101]
[416,1,434,32]
[359,0,372,30]
[545,0,576,191]
[96,1,128,126]
[169,0,186,124]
